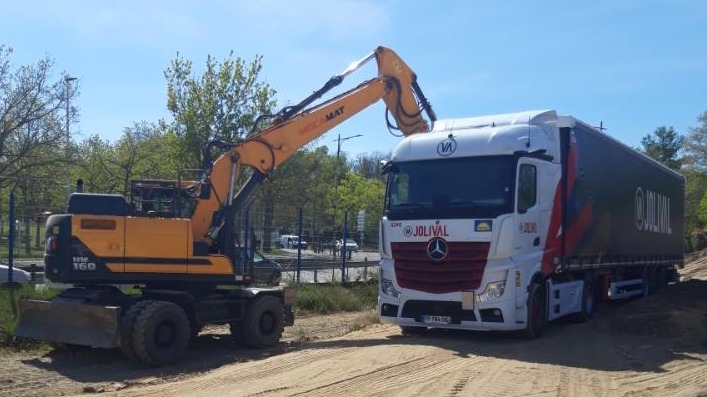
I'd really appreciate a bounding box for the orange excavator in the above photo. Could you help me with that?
[16,46,436,365]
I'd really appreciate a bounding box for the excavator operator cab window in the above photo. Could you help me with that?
[130,180,178,218]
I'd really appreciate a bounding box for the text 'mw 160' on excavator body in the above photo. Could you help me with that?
[15,46,436,366]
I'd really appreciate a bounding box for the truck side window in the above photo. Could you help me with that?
[517,164,536,213]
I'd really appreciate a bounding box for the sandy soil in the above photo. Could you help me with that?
[1,264,706,397]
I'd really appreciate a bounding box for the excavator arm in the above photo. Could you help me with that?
[191,46,437,244]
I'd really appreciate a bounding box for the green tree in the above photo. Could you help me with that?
[683,110,707,170]
[164,52,277,168]
[682,110,707,237]
[76,134,117,193]
[335,170,385,246]
[640,126,684,170]
[351,151,389,180]
[0,45,77,191]
[685,168,707,233]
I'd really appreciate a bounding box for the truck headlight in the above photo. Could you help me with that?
[476,281,506,302]
[380,269,400,298]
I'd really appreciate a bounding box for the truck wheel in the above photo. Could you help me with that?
[119,300,150,361]
[241,295,284,348]
[522,282,546,339]
[571,277,596,323]
[131,301,190,366]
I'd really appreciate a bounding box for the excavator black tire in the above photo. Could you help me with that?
[119,300,150,361]
[131,300,190,366]
[241,295,284,348]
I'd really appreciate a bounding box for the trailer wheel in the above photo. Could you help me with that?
[655,267,668,292]
[119,300,150,361]
[241,295,284,348]
[522,282,546,339]
[131,301,190,366]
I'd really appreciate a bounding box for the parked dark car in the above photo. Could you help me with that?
[236,248,283,286]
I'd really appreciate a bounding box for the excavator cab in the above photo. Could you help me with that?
[129,180,198,219]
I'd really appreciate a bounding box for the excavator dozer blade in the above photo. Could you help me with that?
[15,299,121,349]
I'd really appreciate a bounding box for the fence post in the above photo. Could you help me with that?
[8,190,15,284]
[341,209,348,285]
[297,206,303,283]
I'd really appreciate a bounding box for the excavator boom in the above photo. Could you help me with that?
[191,46,436,244]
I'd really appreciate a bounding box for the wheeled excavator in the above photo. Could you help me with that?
[15,46,436,366]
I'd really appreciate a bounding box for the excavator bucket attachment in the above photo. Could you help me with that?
[15,299,121,348]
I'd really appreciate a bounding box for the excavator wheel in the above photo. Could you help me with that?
[131,300,190,366]
[119,300,151,361]
[241,295,284,348]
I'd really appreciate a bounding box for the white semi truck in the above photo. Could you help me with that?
[378,110,684,338]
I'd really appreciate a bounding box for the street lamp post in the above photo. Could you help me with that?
[64,76,77,207]
[334,133,363,159]
[332,133,362,247]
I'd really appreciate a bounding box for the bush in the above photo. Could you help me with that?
[690,229,707,252]
[0,285,59,348]
[294,279,378,315]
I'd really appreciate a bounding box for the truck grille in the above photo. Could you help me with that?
[392,241,490,294]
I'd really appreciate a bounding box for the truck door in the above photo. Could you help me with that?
[514,159,542,254]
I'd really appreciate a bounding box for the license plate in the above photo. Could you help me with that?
[421,315,451,325]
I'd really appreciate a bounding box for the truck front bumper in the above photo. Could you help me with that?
[378,288,526,332]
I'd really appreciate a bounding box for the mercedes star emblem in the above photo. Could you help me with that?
[427,237,448,261]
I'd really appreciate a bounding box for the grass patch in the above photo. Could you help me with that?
[293,279,378,315]
[0,285,59,349]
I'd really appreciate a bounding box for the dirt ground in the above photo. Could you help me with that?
[1,260,707,397]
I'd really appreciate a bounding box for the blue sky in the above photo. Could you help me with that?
[1,0,705,158]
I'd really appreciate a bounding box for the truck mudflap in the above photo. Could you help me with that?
[15,299,121,349]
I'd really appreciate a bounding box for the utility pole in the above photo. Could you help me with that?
[335,133,363,159]
[64,76,77,207]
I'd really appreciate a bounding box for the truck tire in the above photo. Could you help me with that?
[522,282,546,339]
[131,301,190,366]
[571,277,597,323]
[119,300,150,361]
[241,295,284,348]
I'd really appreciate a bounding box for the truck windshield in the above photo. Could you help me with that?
[384,156,514,220]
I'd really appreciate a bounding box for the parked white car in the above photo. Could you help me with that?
[336,239,359,252]
[0,264,31,288]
